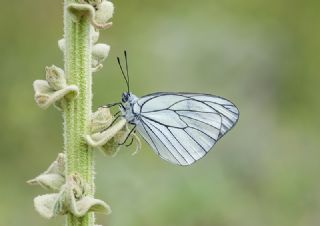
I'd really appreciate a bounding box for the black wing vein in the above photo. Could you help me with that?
[145,120,192,164]
[141,119,184,165]
[179,114,220,130]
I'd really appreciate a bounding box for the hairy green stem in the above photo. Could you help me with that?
[64,0,94,225]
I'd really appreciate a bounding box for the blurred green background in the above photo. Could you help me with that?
[0,0,319,226]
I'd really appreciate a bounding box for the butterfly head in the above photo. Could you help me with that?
[121,92,130,103]
[120,92,138,123]
[121,92,137,104]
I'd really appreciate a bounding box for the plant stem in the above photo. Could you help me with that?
[64,0,94,225]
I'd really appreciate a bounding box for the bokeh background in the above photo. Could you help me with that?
[0,0,319,226]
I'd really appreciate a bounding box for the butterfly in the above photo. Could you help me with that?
[107,51,239,166]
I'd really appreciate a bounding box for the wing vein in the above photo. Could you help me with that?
[166,128,196,161]
[176,114,219,142]
[183,128,207,153]
[141,115,187,129]
[145,120,192,164]
[140,121,159,155]
[141,119,184,165]
[179,114,220,130]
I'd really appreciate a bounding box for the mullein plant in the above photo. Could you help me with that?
[29,1,140,225]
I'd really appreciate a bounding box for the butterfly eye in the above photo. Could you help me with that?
[122,93,129,102]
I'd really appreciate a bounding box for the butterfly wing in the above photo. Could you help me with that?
[133,92,239,165]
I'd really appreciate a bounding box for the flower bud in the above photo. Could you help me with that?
[92,43,110,67]
[58,38,65,52]
[91,107,113,133]
[28,153,65,191]
[95,0,114,25]
[92,44,110,61]
[33,173,111,219]
[34,193,61,219]
[46,65,66,90]
[33,80,79,110]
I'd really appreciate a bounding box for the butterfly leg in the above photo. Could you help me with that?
[99,102,123,108]
[117,125,136,146]
[119,125,141,155]
[100,112,122,133]
[125,137,134,147]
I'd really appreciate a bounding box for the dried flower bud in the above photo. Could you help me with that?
[69,196,111,217]
[86,118,127,147]
[46,65,66,91]
[34,193,61,218]
[33,174,111,219]
[95,0,114,25]
[28,153,65,191]
[33,80,79,110]
[92,43,110,66]
[86,114,141,156]
[91,107,114,133]
[101,124,141,156]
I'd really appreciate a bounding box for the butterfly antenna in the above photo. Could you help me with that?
[124,50,130,92]
[117,56,129,92]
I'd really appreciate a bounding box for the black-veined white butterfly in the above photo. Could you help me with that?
[107,51,239,166]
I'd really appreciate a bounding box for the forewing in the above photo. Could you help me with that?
[134,92,239,165]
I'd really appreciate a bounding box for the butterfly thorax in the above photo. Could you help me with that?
[120,92,139,124]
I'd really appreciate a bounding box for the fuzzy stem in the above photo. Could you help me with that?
[63,0,94,225]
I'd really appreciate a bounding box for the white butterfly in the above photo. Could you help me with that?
[109,51,239,166]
